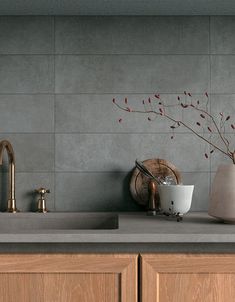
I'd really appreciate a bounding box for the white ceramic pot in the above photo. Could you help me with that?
[209,164,235,223]
[158,185,194,215]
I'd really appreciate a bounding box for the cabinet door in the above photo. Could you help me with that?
[141,254,235,302]
[0,254,137,302]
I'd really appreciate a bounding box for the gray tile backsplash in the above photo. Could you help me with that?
[55,16,209,54]
[0,17,54,54]
[55,172,140,211]
[0,134,54,172]
[0,55,54,93]
[211,55,235,93]
[55,94,185,133]
[210,17,235,54]
[0,172,55,211]
[0,16,234,212]
[55,133,210,172]
[55,55,209,93]
[0,95,54,132]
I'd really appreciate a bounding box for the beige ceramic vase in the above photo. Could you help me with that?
[209,164,235,223]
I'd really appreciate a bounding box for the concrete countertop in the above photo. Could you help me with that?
[0,212,234,244]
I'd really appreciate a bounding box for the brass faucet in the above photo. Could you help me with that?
[0,140,18,213]
[35,187,50,213]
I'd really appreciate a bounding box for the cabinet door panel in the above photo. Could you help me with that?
[0,273,43,302]
[159,273,235,302]
[0,254,137,302]
[45,273,120,302]
[141,254,235,302]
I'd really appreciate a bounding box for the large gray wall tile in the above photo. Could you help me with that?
[55,133,210,173]
[211,17,235,54]
[211,56,235,94]
[55,16,209,54]
[55,172,140,211]
[55,94,184,133]
[55,55,209,93]
[0,172,54,211]
[0,134,54,172]
[182,172,210,211]
[210,94,235,133]
[0,55,54,93]
[210,133,235,172]
[168,92,211,134]
[0,95,54,132]
[0,16,54,54]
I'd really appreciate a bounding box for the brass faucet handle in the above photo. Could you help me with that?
[35,187,50,213]
[35,187,50,197]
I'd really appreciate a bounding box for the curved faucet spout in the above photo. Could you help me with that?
[0,140,15,164]
[0,140,18,213]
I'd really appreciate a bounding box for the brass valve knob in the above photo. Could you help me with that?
[35,187,50,213]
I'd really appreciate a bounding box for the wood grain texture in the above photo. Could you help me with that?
[0,254,137,302]
[45,273,119,302]
[159,273,235,302]
[141,254,235,302]
[0,274,43,302]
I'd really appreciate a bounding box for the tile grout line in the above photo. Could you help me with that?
[0,53,235,56]
[0,131,234,134]
[1,170,211,174]
[1,131,234,135]
[0,92,235,96]
[53,16,56,211]
[209,16,212,194]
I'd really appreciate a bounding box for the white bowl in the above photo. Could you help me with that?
[158,185,194,215]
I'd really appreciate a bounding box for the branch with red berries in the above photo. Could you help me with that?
[112,92,235,164]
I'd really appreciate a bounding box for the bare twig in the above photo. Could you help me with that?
[113,94,235,162]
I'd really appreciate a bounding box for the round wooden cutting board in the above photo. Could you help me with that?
[130,158,182,207]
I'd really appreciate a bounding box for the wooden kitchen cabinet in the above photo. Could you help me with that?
[141,254,235,302]
[2,253,235,302]
[0,254,137,302]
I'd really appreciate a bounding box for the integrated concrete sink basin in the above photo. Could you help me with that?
[0,213,119,232]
